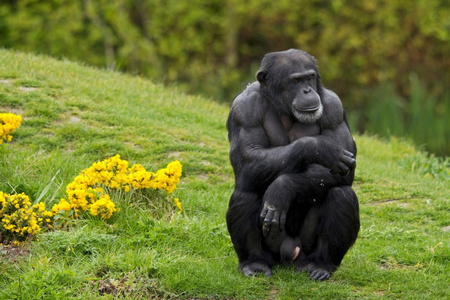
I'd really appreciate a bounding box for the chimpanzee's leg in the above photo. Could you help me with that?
[261,173,306,264]
[296,186,360,281]
[228,166,358,278]
[260,164,350,254]
[226,189,274,276]
[260,164,357,276]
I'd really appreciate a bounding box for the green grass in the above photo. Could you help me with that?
[0,49,449,299]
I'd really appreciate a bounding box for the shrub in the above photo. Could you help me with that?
[0,192,53,245]
[1,155,183,246]
[53,155,183,222]
[0,113,22,144]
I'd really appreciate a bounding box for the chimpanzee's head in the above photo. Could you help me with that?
[256,49,324,124]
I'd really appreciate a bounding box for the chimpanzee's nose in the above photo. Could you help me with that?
[303,87,311,93]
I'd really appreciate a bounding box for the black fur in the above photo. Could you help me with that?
[226,49,359,280]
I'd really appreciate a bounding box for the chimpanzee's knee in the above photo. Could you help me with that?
[319,186,359,260]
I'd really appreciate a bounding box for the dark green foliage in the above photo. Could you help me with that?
[358,76,450,156]
[0,0,448,102]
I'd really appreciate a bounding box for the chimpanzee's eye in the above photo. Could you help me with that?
[292,78,300,84]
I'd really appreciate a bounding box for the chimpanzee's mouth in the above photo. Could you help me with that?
[292,104,323,124]
[294,105,320,112]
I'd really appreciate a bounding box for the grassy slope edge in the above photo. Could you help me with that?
[0,49,448,299]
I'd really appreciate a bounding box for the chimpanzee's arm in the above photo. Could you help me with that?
[227,93,355,187]
[227,99,309,186]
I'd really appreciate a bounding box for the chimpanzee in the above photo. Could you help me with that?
[226,49,360,281]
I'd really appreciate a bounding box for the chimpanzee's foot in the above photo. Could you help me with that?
[296,262,332,281]
[241,262,273,277]
[280,236,302,264]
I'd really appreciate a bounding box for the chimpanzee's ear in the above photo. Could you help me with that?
[256,70,268,85]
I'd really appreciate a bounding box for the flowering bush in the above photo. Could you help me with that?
[55,155,182,220]
[0,192,53,245]
[0,113,22,144]
[1,155,182,245]
[89,194,116,219]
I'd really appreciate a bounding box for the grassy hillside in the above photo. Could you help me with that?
[0,49,449,299]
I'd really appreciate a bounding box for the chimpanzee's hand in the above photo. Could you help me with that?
[309,137,356,176]
[330,150,356,176]
[260,202,287,238]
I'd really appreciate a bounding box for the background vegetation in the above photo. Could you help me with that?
[1,49,449,299]
[0,0,449,155]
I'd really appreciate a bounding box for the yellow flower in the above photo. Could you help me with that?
[89,195,116,219]
[67,189,89,210]
[0,192,49,242]
[57,156,183,222]
[0,113,22,143]
[33,202,46,212]
[173,198,182,213]
[42,211,53,217]
[51,198,72,214]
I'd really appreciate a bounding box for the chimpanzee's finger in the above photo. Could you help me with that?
[340,155,356,170]
[262,209,274,237]
[343,150,354,158]
[271,211,280,229]
[260,206,268,223]
[337,161,349,174]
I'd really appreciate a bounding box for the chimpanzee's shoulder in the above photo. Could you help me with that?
[319,88,345,128]
[232,82,263,106]
[229,82,267,125]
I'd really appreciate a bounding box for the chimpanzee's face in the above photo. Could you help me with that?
[257,51,323,123]
[283,65,323,124]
